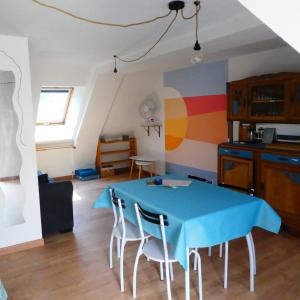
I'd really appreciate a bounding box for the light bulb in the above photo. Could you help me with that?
[112,67,118,81]
[112,72,118,81]
[191,51,203,65]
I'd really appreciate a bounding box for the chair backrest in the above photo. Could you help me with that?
[219,182,254,196]
[134,202,169,261]
[109,188,126,237]
[188,174,214,184]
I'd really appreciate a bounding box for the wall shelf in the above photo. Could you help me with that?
[141,124,162,137]
[101,149,130,155]
[101,159,131,166]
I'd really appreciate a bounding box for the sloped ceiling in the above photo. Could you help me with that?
[0,0,286,77]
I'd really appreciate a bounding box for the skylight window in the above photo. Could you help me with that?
[36,87,73,125]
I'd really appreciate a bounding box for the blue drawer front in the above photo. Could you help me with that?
[219,147,253,159]
[261,153,300,166]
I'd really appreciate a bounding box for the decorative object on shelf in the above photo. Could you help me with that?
[146,115,160,125]
[32,0,203,74]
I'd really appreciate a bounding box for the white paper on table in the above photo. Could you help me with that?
[162,179,192,187]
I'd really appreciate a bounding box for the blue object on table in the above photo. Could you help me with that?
[153,178,162,185]
[0,281,7,300]
[93,174,281,270]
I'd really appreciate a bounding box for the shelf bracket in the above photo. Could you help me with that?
[141,125,162,137]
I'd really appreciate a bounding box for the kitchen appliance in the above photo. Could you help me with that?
[248,128,256,142]
[262,128,276,144]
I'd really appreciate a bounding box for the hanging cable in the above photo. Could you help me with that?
[32,0,172,28]
[181,1,201,20]
[115,10,178,64]
[193,1,201,51]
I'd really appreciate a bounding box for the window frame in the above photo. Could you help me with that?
[36,87,74,126]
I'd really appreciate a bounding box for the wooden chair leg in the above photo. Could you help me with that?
[130,160,134,177]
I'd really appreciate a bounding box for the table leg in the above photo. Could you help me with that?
[246,233,255,292]
[138,165,142,179]
[130,160,134,178]
[185,247,190,300]
[249,232,256,275]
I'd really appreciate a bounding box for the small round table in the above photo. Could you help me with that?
[129,156,156,178]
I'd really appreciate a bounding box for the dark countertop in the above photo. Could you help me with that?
[220,141,300,154]
[230,141,266,149]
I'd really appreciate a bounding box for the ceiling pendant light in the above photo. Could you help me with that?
[31,0,203,72]
[191,1,203,64]
[112,55,118,81]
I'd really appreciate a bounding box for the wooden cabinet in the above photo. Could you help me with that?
[228,82,247,120]
[261,157,300,235]
[219,155,254,190]
[228,72,300,122]
[289,78,300,121]
[218,143,300,236]
[248,79,287,121]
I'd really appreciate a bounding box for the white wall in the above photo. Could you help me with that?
[36,148,74,178]
[0,35,42,247]
[101,71,165,174]
[229,46,300,140]
[229,46,300,81]
[238,0,300,54]
[30,49,94,177]
[73,73,126,170]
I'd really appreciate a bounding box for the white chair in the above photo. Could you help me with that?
[108,189,151,292]
[194,183,257,291]
[133,202,203,300]
[187,176,223,271]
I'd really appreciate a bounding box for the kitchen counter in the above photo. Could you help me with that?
[221,141,300,154]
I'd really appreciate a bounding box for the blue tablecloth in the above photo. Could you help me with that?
[94,175,281,270]
[0,281,7,300]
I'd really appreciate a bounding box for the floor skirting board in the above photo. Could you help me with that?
[0,239,44,256]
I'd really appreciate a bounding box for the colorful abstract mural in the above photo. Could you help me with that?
[164,60,228,182]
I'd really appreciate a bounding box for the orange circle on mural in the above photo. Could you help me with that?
[164,98,187,151]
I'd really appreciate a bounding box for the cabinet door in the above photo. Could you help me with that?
[248,79,287,121]
[289,78,300,121]
[261,161,300,235]
[219,156,254,190]
[228,82,247,120]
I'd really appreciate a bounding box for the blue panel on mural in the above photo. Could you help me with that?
[166,162,217,184]
[164,60,228,97]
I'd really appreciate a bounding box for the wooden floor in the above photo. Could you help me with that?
[0,173,300,300]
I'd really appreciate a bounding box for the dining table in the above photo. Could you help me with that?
[94,174,281,300]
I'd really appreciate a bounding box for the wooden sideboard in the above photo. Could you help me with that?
[228,72,300,123]
[218,142,300,236]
